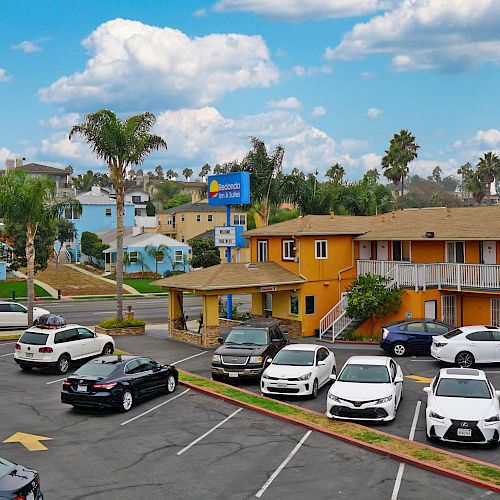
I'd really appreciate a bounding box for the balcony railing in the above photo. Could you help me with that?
[357,260,500,292]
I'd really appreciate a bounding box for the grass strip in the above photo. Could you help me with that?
[0,334,20,340]
[179,371,500,489]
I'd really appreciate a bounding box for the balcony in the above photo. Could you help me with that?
[357,260,500,292]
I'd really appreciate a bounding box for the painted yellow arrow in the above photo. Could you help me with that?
[405,375,433,384]
[3,432,52,451]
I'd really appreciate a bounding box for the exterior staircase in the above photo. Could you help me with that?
[56,248,72,264]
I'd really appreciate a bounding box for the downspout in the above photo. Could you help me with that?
[338,240,355,300]
[297,238,307,281]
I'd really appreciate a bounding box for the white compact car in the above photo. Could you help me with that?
[424,368,500,445]
[0,301,50,329]
[261,344,336,398]
[14,324,115,374]
[326,356,404,422]
[430,325,500,367]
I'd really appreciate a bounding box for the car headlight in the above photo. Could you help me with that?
[297,372,312,381]
[375,395,393,404]
[262,372,270,380]
[249,356,263,364]
[212,354,221,363]
[429,411,444,420]
[485,414,500,423]
[328,393,341,402]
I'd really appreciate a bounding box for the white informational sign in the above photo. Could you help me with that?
[214,226,236,247]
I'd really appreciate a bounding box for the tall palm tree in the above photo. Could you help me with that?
[477,152,500,196]
[182,168,193,181]
[0,169,79,325]
[70,110,167,319]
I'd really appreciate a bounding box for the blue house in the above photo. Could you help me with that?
[65,186,134,261]
[0,242,14,280]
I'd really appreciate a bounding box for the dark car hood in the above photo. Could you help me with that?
[0,465,36,493]
[215,345,268,356]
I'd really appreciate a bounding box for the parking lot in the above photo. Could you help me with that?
[0,335,498,499]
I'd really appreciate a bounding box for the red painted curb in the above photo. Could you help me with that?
[0,338,18,343]
[334,340,379,345]
[179,373,500,493]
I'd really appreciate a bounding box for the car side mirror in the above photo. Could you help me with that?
[329,374,336,381]
[394,376,404,383]
[266,357,273,364]
[318,360,326,366]
[153,365,162,372]
[271,338,282,344]
[423,387,431,394]
[217,337,224,345]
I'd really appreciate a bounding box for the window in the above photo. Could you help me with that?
[132,195,141,204]
[426,323,449,334]
[55,332,66,344]
[317,348,329,363]
[315,240,328,259]
[389,361,397,380]
[181,236,185,243]
[196,214,201,222]
[77,328,95,340]
[167,216,173,225]
[124,359,140,374]
[19,332,48,345]
[290,295,299,315]
[270,327,283,342]
[305,296,315,315]
[441,295,456,326]
[491,298,500,327]
[138,358,157,372]
[257,240,268,262]
[155,251,164,263]
[233,214,246,226]
[134,208,140,216]
[64,329,79,342]
[446,241,465,263]
[64,207,80,220]
[128,251,138,264]
[9,304,26,313]
[174,250,184,263]
[180,213,185,222]
[406,322,426,332]
[392,241,411,261]
[492,330,500,341]
[282,239,295,261]
[105,208,112,217]
[207,214,213,222]
[263,293,272,315]
[466,331,493,342]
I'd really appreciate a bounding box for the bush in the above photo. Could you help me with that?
[98,318,145,329]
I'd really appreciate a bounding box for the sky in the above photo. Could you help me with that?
[1,0,500,180]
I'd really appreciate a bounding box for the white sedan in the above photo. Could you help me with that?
[430,325,500,367]
[424,368,500,445]
[261,344,336,398]
[0,301,49,329]
[326,356,403,422]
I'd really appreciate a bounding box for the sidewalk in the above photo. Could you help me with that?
[13,270,58,299]
[65,264,140,294]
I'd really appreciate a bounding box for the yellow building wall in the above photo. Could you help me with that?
[410,241,444,263]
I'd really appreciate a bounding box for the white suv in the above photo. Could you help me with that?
[0,301,50,329]
[14,325,115,374]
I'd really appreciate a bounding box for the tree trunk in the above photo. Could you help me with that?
[26,225,36,327]
[116,166,125,320]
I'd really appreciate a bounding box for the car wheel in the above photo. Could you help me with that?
[456,351,475,368]
[56,354,71,375]
[20,365,33,372]
[392,343,406,357]
[102,343,114,356]
[119,390,134,412]
[165,374,177,394]
[311,379,319,399]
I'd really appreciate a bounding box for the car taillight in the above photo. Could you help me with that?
[62,380,71,388]
[39,346,53,353]
[434,342,447,348]
[94,382,117,390]
[15,343,21,350]
[13,496,26,500]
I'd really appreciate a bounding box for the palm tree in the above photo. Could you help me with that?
[70,110,167,319]
[457,162,472,204]
[182,168,193,181]
[0,169,79,325]
[155,165,164,179]
[145,243,167,275]
[199,163,211,180]
[477,152,500,196]
[325,163,345,184]
[166,169,177,180]
[136,251,150,275]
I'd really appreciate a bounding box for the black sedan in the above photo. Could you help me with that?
[0,457,43,500]
[61,355,178,412]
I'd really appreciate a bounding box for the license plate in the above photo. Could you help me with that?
[277,383,287,388]
[27,490,34,500]
[77,384,87,393]
[457,428,472,437]
[228,372,239,378]
[25,352,33,358]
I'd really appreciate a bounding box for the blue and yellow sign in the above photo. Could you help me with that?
[208,172,250,206]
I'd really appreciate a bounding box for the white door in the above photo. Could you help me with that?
[316,348,330,385]
[77,327,99,356]
[376,241,389,261]
[481,241,496,264]
[8,304,28,328]
[359,242,372,260]
[424,301,436,320]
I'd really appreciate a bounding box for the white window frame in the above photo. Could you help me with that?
[282,239,295,261]
[180,213,185,222]
[257,240,268,262]
[167,215,173,225]
[207,214,213,222]
[196,214,201,222]
[491,298,500,327]
[446,241,465,263]
[128,251,138,264]
[233,214,246,226]
[174,250,184,263]
[315,240,328,260]
[105,208,112,217]
[65,207,80,220]
[155,251,164,263]
[441,295,457,326]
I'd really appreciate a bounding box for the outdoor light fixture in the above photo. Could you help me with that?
[424,232,435,238]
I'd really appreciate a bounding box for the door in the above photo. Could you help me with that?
[137,358,163,395]
[466,331,495,363]
[480,241,496,264]
[359,241,372,260]
[404,322,430,354]
[492,331,500,361]
[63,328,83,359]
[389,360,402,405]
[263,293,272,318]
[424,301,436,320]
[124,359,149,398]
[8,303,28,328]
[441,295,457,326]
[77,328,97,357]
[316,348,331,385]
[376,241,388,261]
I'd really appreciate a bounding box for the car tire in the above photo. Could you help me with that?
[392,343,407,357]
[56,354,71,375]
[165,374,177,394]
[455,351,475,368]
[311,379,319,399]
[119,390,134,412]
[20,365,33,372]
[102,343,114,356]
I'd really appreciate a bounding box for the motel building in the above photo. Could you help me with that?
[156,206,500,346]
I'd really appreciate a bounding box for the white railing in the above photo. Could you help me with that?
[319,295,347,339]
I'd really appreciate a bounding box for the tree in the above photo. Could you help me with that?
[153,180,182,206]
[477,152,500,196]
[128,169,136,180]
[163,192,191,210]
[155,164,164,179]
[136,168,144,176]
[146,199,156,216]
[0,169,78,325]
[325,163,345,184]
[55,219,77,265]
[166,169,177,180]
[81,231,109,261]
[145,243,167,275]
[190,237,221,268]
[71,170,96,191]
[429,166,442,184]
[398,175,462,208]
[345,274,404,337]
[136,251,149,275]
[182,168,193,181]
[199,163,211,179]
[70,110,167,319]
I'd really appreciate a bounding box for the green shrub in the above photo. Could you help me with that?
[98,318,145,329]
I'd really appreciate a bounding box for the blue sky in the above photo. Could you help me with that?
[1,0,500,179]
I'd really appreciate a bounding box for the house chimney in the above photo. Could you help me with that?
[381,215,385,222]
[5,159,15,170]
[15,157,23,168]
[446,206,451,217]
[391,210,396,219]
[330,211,335,220]
[91,185,101,195]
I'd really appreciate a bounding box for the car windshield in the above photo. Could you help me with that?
[19,331,48,345]
[0,457,15,479]
[74,363,117,378]
[338,364,390,383]
[273,350,315,366]
[436,379,491,399]
[225,328,268,346]
[443,328,462,339]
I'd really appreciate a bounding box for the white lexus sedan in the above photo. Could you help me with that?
[424,368,500,445]
[0,301,50,329]
[261,344,336,398]
[430,325,500,367]
[326,356,403,422]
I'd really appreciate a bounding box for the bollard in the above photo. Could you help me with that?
[58,289,62,300]
[126,305,134,320]
[11,291,15,301]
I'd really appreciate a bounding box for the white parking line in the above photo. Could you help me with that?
[390,400,421,500]
[92,311,115,315]
[255,430,312,498]
[0,352,14,357]
[120,388,190,426]
[177,407,242,456]
[172,351,207,365]
[46,377,67,385]
[410,359,434,362]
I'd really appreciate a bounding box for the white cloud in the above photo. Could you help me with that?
[213,0,389,20]
[292,64,332,77]
[41,132,102,166]
[0,147,16,163]
[366,107,382,120]
[325,0,500,72]
[311,106,327,117]
[0,69,11,82]
[12,40,43,53]
[267,97,302,110]
[341,138,369,153]
[473,129,500,148]
[360,71,376,79]
[39,113,81,129]
[193,8,207,17]
[359,152,381,170]
[38,18,279,110]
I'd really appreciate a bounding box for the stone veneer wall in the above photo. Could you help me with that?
[249,315,303,339]
[168,317,202,345]
[95,326,145,336]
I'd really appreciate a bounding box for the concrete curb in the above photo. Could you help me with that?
[335,340,379,345]
[178,371,500,494]
[13,271,59,299]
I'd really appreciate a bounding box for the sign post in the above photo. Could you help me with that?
[208,172,250,320]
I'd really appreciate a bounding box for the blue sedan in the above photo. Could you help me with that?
[380,319,452,357]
